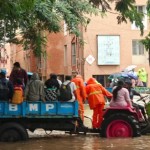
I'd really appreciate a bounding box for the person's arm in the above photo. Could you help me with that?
[72,82,77,100]
[73,90,77,100]
[124,89,133,108]
[132,89,141,97]
[101,85,113,98]
[85,86,89,97]
[79,81,87,101]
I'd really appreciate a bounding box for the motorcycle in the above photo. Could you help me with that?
[135,95,150,134]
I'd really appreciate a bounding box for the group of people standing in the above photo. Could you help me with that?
[128,68,147,88]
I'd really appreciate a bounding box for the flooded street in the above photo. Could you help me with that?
[1,104,150,149]
[0,135,150,150]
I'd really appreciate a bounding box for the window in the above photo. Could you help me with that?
[132,40,144,55]
[71,43,76,65]
[93,75,109,87]
[131,6,147,30]
[64,45,67,66]
[138,6,144,13]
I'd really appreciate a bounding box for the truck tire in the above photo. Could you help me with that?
[100,113,141,138]
[0,122,29,142]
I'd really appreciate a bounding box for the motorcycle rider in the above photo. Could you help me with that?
[124,79,146,121]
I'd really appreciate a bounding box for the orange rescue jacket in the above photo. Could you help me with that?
[86,78,112,109]
[72,75,87,102]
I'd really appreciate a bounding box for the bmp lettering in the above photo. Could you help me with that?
[8,104,55,112]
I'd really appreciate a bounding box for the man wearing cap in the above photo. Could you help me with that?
[0,70,14,101]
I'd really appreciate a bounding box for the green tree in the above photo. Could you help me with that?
[141,0,150,65]
[0,0,144,57]
[141,33,150,65]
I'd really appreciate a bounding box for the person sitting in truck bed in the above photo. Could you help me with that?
[0,70,14,102]
[44,73,60,101]
[24,73,45,102]
[59,75,77,102]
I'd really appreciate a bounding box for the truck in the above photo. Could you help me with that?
[0,101,79,142]
[0,99,149,142]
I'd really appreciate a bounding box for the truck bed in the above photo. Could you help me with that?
[0,101,79,118]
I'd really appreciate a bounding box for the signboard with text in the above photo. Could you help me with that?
[97,35,120,65]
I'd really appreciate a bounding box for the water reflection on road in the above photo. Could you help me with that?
[0,135,150,150]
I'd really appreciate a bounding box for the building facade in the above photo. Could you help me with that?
[82,0,150,85]
[11,0,150,86]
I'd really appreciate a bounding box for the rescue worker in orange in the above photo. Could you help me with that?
[72,75,87,122]
[86,78,112,129]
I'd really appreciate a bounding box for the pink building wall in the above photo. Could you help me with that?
[82,0,150,85]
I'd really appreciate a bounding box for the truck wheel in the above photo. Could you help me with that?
[101,113,141,138]
[0,122,29,142]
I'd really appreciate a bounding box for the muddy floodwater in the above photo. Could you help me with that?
[1,104,150,150]
[0,135,150,150]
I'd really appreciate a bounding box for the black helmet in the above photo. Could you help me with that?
[125,79,132,86]
[117,80,124,86]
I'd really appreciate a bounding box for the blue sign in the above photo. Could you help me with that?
[0,101,79,118]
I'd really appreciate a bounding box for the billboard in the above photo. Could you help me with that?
[97,35,120,65]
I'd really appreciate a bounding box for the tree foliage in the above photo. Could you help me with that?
[141,33,150,65]
[0,0,144,57]
[141,0,150,65]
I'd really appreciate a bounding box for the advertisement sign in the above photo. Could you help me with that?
[97,35,120,65]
